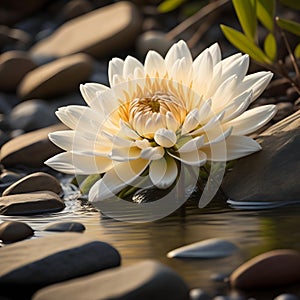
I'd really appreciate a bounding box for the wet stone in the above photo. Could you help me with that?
[30,2,142,59]
[230,249,300,289]
[0,232,121,299]
[0,124,66,168]
[0,221,34,243]
[44,221,85,233]
[167,238,238,259]
[0,191,65,215]
[223,110,300,206]
[2,172,62,196]
[17,53,93,100]
[32,260,190,300]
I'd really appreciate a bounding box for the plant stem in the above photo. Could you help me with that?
[166,0,230,41]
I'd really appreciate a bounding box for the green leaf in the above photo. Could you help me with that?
[221,24,272,64]
[79,174,101,195]
[256,0,275,32]
[264,33,277,61]
[232,0,257,40]
[279,0,300,10]
[158,0,187,13]
[276,17,300,36]
[294,43,300,59]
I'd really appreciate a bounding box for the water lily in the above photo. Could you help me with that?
[45,40,276,204]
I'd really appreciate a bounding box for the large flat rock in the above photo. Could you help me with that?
[32,260,189,300]
[0,233,121,299]
[223,110,300,207]
[30,1,142,59]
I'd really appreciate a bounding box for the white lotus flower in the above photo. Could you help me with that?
[45,40,276,203]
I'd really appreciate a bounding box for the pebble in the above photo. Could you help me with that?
[8,99,57,131]
[30,2,142,59]
[0,0,49,26]
[136,30,174,59]
[273,102,295,122]
[189,288,211,300]
[2,171,62,196]
[58,0,94,22]
[230,249,300,289]
[17,53,93,100]
[0,191,65,215]
[0,232,121,299]
[44,221,85,233]
[32,260,190,300]
[167,238,238,259]
[274,294,300,300]
[0,123,66,167]
[0,50,37,92]
[0,170,23,184]
[0,220,34,243]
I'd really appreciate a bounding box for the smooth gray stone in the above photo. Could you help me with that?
[223,110,300,208]
[32,260,189,300]
[167,238,238,259]
[0,233,121,299]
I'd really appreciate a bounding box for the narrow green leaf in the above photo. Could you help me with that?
[79,174,101,195]
[294,43,300,59]
[264,33,277,61]
[158,0,187,13]
[276,17,300,36]
[232,0,257,40]
[220,24,272,64]
[279,0,300,10]
[256,0,275,32]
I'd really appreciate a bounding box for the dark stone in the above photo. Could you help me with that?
[274,294,300,300]
[0,221,34,243]
[0,124,66,168]
[0,50,37,92]
[8,99,57,132]
[189,288,211,300]
[44,221,85,233]
[2,172,62,196]
[273,102,295,123]
[230,249,300,289]
[0,233,121,299]
[17,53,93,100]
[32,260,189,300]
[0,191,65,215]
[223,111,300,205]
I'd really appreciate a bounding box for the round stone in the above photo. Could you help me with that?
[230,249,300,289]
[0,221,34,243]
[0,50,37,92]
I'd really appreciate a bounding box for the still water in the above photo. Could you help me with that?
[1,180,300,300]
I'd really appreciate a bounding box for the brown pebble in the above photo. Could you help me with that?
[0,221,34,243]
[0,50,37,92]
[2,172,62,196]
[230,249,300,289]
[273,102,295,122]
